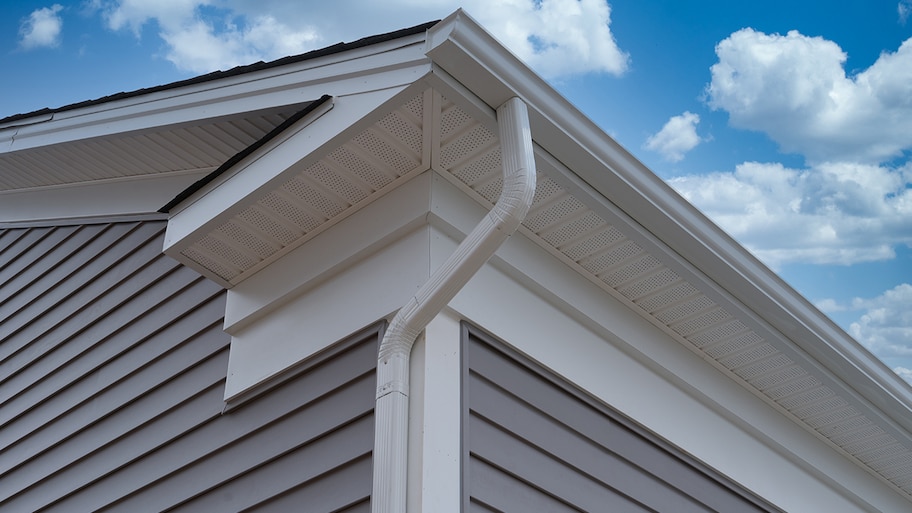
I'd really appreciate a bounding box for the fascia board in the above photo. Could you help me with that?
[0,34,429,154]
[162,77,425,260]
[426,10,912,428]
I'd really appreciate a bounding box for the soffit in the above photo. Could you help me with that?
[0,105,304,192]
[169,87,912,501]
[171,92,428,285]
[0,21,435,196]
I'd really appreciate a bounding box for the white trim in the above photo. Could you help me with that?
[221,172,436,401]
[407,309,462,513]
[223,171,434,333]
[218,166,906,510]
[205,160,908,508]
[222,223,430,402]
[0,170,210,224]
[163,82,417,246]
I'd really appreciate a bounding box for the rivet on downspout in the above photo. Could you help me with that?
[371,97,537,513]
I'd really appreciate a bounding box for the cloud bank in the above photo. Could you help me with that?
[670,161,912,267]
[667,29,912,270]
[19,4,64,50]
[94,0,628,77]
[100,0,320,73]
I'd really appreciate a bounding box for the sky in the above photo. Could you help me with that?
[2,1,910,382]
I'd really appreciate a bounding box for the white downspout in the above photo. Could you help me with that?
[371,97,536,513]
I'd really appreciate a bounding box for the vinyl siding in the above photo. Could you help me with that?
[0,220,375,512]
[463,324,781,513]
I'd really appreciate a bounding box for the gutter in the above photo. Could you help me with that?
[371,97,536,513]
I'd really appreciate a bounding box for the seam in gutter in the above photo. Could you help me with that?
[371,97,536,513]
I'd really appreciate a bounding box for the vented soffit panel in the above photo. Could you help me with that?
[161,82,426,287]
[0,104,309,193]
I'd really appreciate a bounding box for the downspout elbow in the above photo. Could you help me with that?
[372,97,536,513]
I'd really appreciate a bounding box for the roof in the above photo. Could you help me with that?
[3,9,912,506]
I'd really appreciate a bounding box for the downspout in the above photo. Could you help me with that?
[371,97,536,513]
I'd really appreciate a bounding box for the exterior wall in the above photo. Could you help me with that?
[152,168,908,512]
[462,323,780,512]
[0,220,375,512]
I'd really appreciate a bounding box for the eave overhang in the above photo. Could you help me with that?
[161,43,435,285]
[0,24,435,224]
[11,9,910,504]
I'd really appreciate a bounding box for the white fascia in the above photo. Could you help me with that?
[425,9,912,437]
[0,33,429,154]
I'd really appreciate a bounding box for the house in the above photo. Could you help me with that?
[2,10,911,512]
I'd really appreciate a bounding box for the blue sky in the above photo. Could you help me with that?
[3,1,911,381]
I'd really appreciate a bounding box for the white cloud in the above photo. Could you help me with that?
[707,28,912,164]
[901,0,912,25]
[100,0,320,73]
[103,0,203,35]
[462,0,628,78]
[19,4,65,50]
[97,0,627,77]
[820,285,912,383]
[156,16,320,73]
[644,111,703,162]
[669,161,912,267]
[847,284,912,360]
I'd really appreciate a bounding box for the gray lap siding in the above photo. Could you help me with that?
[0,221,376,512]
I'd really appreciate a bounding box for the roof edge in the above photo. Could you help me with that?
[0,21,438,127]
[426,10,912,423]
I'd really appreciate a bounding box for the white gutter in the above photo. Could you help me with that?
[371,97,536,513]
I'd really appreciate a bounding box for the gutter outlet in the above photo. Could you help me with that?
[372,97,537,513]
